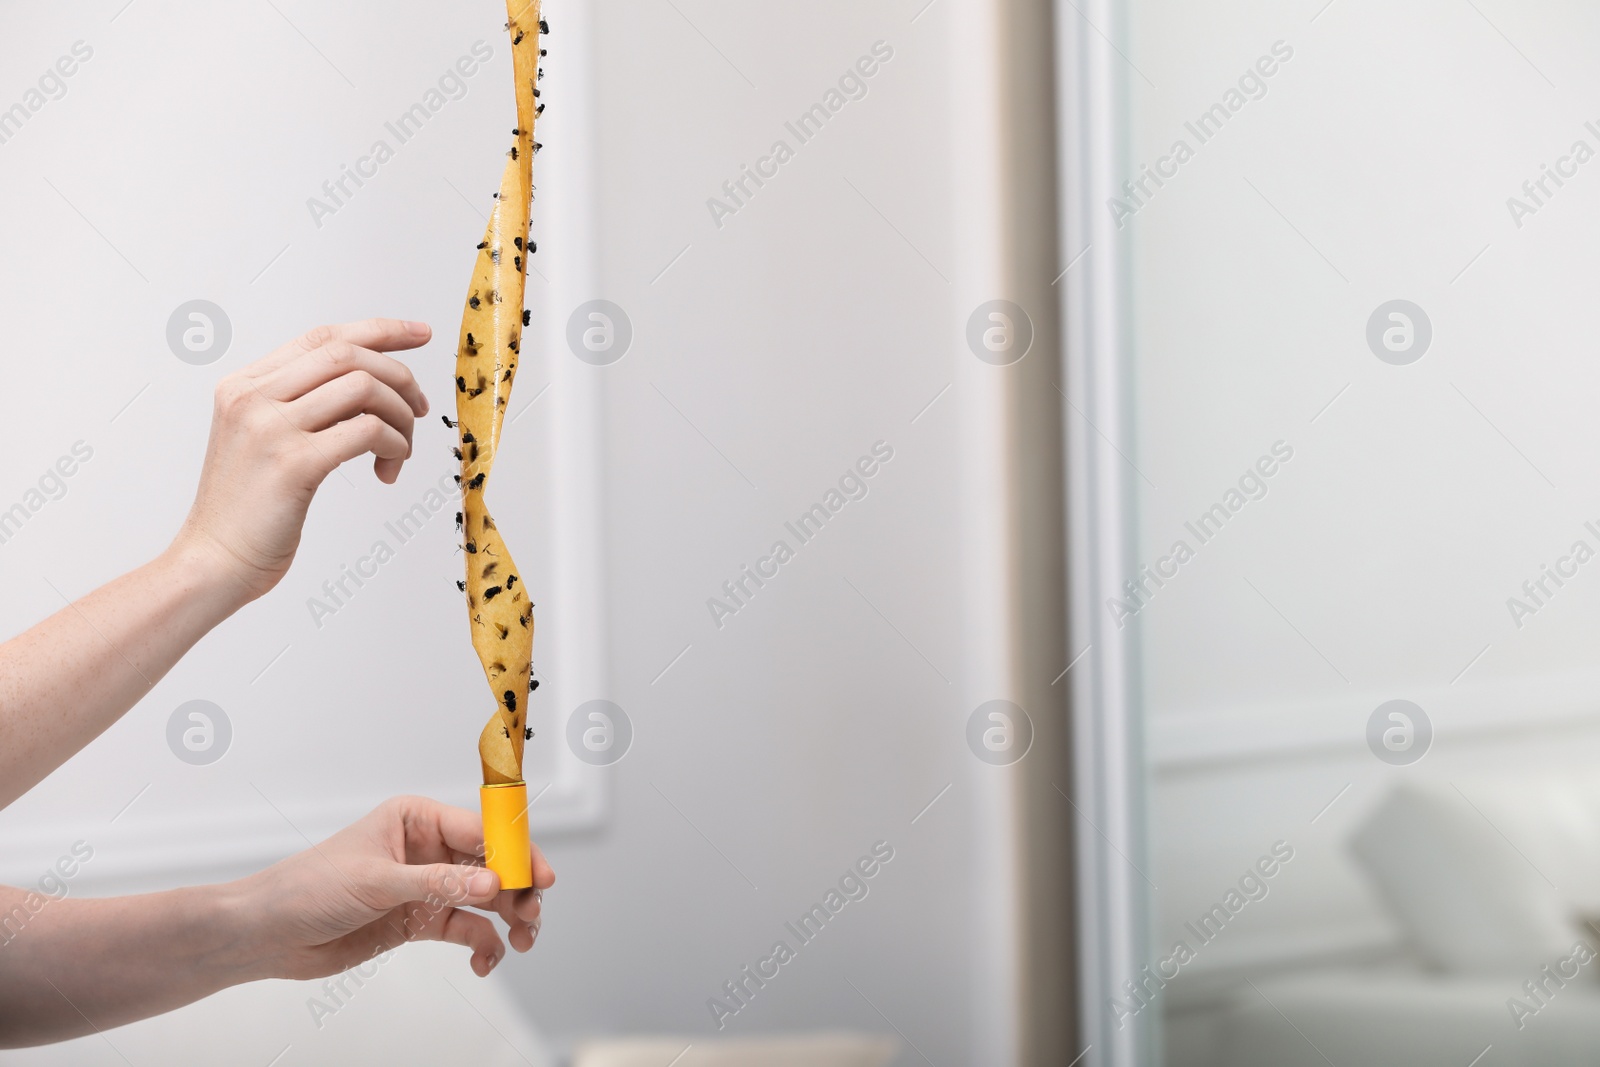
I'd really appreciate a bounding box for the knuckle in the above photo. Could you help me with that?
[213,375,249,414]
[344,369,379,400]
[377,796,417,832]
[243,398,281,435]
[392,360,420,396]
[320,339,359,367]
[428,866,462,904]
[298,324,336,351]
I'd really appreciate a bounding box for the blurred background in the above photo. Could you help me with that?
[1109,1,1600,1065]
[8,0,1597,1065]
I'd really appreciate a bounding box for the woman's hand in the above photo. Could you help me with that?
[233,795,555,981]
[0,796,554,1047]
[174,318,434,604]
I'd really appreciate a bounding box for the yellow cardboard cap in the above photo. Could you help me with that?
[480,782,533,890]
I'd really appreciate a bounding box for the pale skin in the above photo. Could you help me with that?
[0,319,555,1048]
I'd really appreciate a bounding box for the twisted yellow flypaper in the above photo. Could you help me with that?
[454,0,542,786]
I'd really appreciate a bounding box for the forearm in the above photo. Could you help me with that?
[0,536,249,809]
[0,881,255,1047]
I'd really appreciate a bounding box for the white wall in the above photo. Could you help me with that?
[0,1,1053,1064]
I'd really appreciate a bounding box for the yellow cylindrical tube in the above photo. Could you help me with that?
[480,782,533,890]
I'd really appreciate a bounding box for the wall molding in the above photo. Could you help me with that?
[1148,668,1600,773]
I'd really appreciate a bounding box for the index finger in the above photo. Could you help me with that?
[264,342,430,417]
[306,318,433,353]
[247,319,433,377]
[395,796,487,863]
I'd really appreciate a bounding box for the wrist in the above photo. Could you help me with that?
[159,528,260,619]
[217,869,300,983]
[166,880,269,991]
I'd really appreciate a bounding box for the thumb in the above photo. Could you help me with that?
[365,862,500,912]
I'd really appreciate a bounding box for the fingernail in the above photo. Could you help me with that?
[468,869,497,897]
[406,320,430,334]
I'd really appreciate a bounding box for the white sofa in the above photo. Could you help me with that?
[1212,780,1600,1067]
[1218,971,1600,1066]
